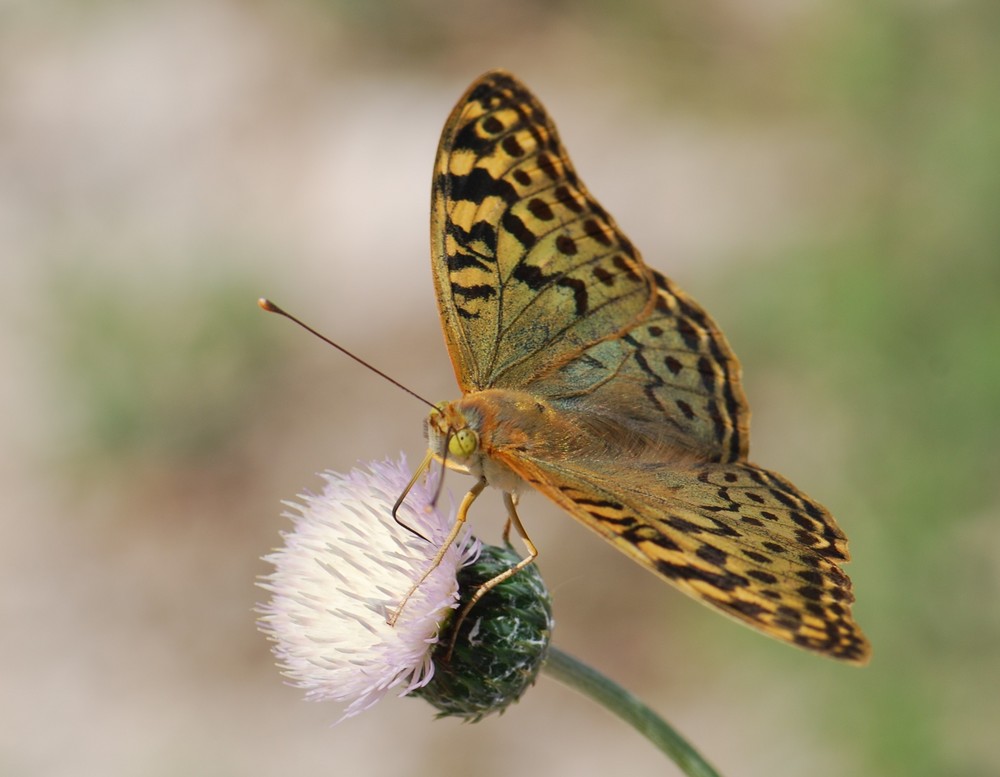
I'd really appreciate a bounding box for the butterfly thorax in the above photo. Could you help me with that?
[429,390,591,493]
[427,388,709,494]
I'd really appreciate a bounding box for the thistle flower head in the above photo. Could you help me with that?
[257,457,478,720]
[258,455,554,723]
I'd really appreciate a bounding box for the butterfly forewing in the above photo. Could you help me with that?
[432,71,653,393]
[433,71,749,462]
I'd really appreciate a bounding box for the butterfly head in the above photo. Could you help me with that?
[427,401,481,466]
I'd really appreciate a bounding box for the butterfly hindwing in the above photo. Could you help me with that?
[526,268,750,462]
[497,446,870,663]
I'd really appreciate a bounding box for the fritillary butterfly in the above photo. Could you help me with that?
[412,71,869,664]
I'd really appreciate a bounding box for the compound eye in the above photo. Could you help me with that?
[448,428,478,458]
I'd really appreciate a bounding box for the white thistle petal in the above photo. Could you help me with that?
[257,457,478,720]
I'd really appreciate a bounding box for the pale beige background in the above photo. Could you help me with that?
[3,2,998,776]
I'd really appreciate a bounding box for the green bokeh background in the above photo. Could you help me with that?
[3,2,997,776]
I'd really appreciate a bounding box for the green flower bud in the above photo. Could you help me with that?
[414,544,553,721]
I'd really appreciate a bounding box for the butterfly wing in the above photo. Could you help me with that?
[525,267,749,462]
[432,70,748,462]
[495,443,870,663]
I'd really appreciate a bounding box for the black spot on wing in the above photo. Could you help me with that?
[719,598,767,618]
[445,168,519,206]
[502,134,525,157]
[537,152,558,180]
[554,185,584,213]
[696,543,728,566]
[593,266,614,286]
[555,235,577,255]
[743,549,772,565]
[450,119,494,153]
[655,560,749,592]
[747,570,778,585]
[482,115,504,134]
[612,254,641,282]
[583,218,613,246]
[556,276,589,316]
[512,261,548,290]
[675,399,696,420]
[446,217,499,256]
[527,198,555,221]
[676,318,701,351]
[447,251,491,273]
[502,211,538,249]
[451,282,496,302]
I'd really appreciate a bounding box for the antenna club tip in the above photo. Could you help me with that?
[255,297,435,408]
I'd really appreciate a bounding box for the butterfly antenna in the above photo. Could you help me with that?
[258,298,436,409]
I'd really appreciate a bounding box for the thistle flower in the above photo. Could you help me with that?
[257,457,479,720]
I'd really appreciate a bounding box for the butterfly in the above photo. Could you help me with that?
[403,70,870,664]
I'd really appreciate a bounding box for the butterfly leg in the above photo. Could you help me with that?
[444,491,539,660]
[500,492,519,544]
[391,450,435,542]
[387,476,487,627]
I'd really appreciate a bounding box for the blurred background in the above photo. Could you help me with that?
[3,1,998,775]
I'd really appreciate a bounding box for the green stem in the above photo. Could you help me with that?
[543,647,723,777]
